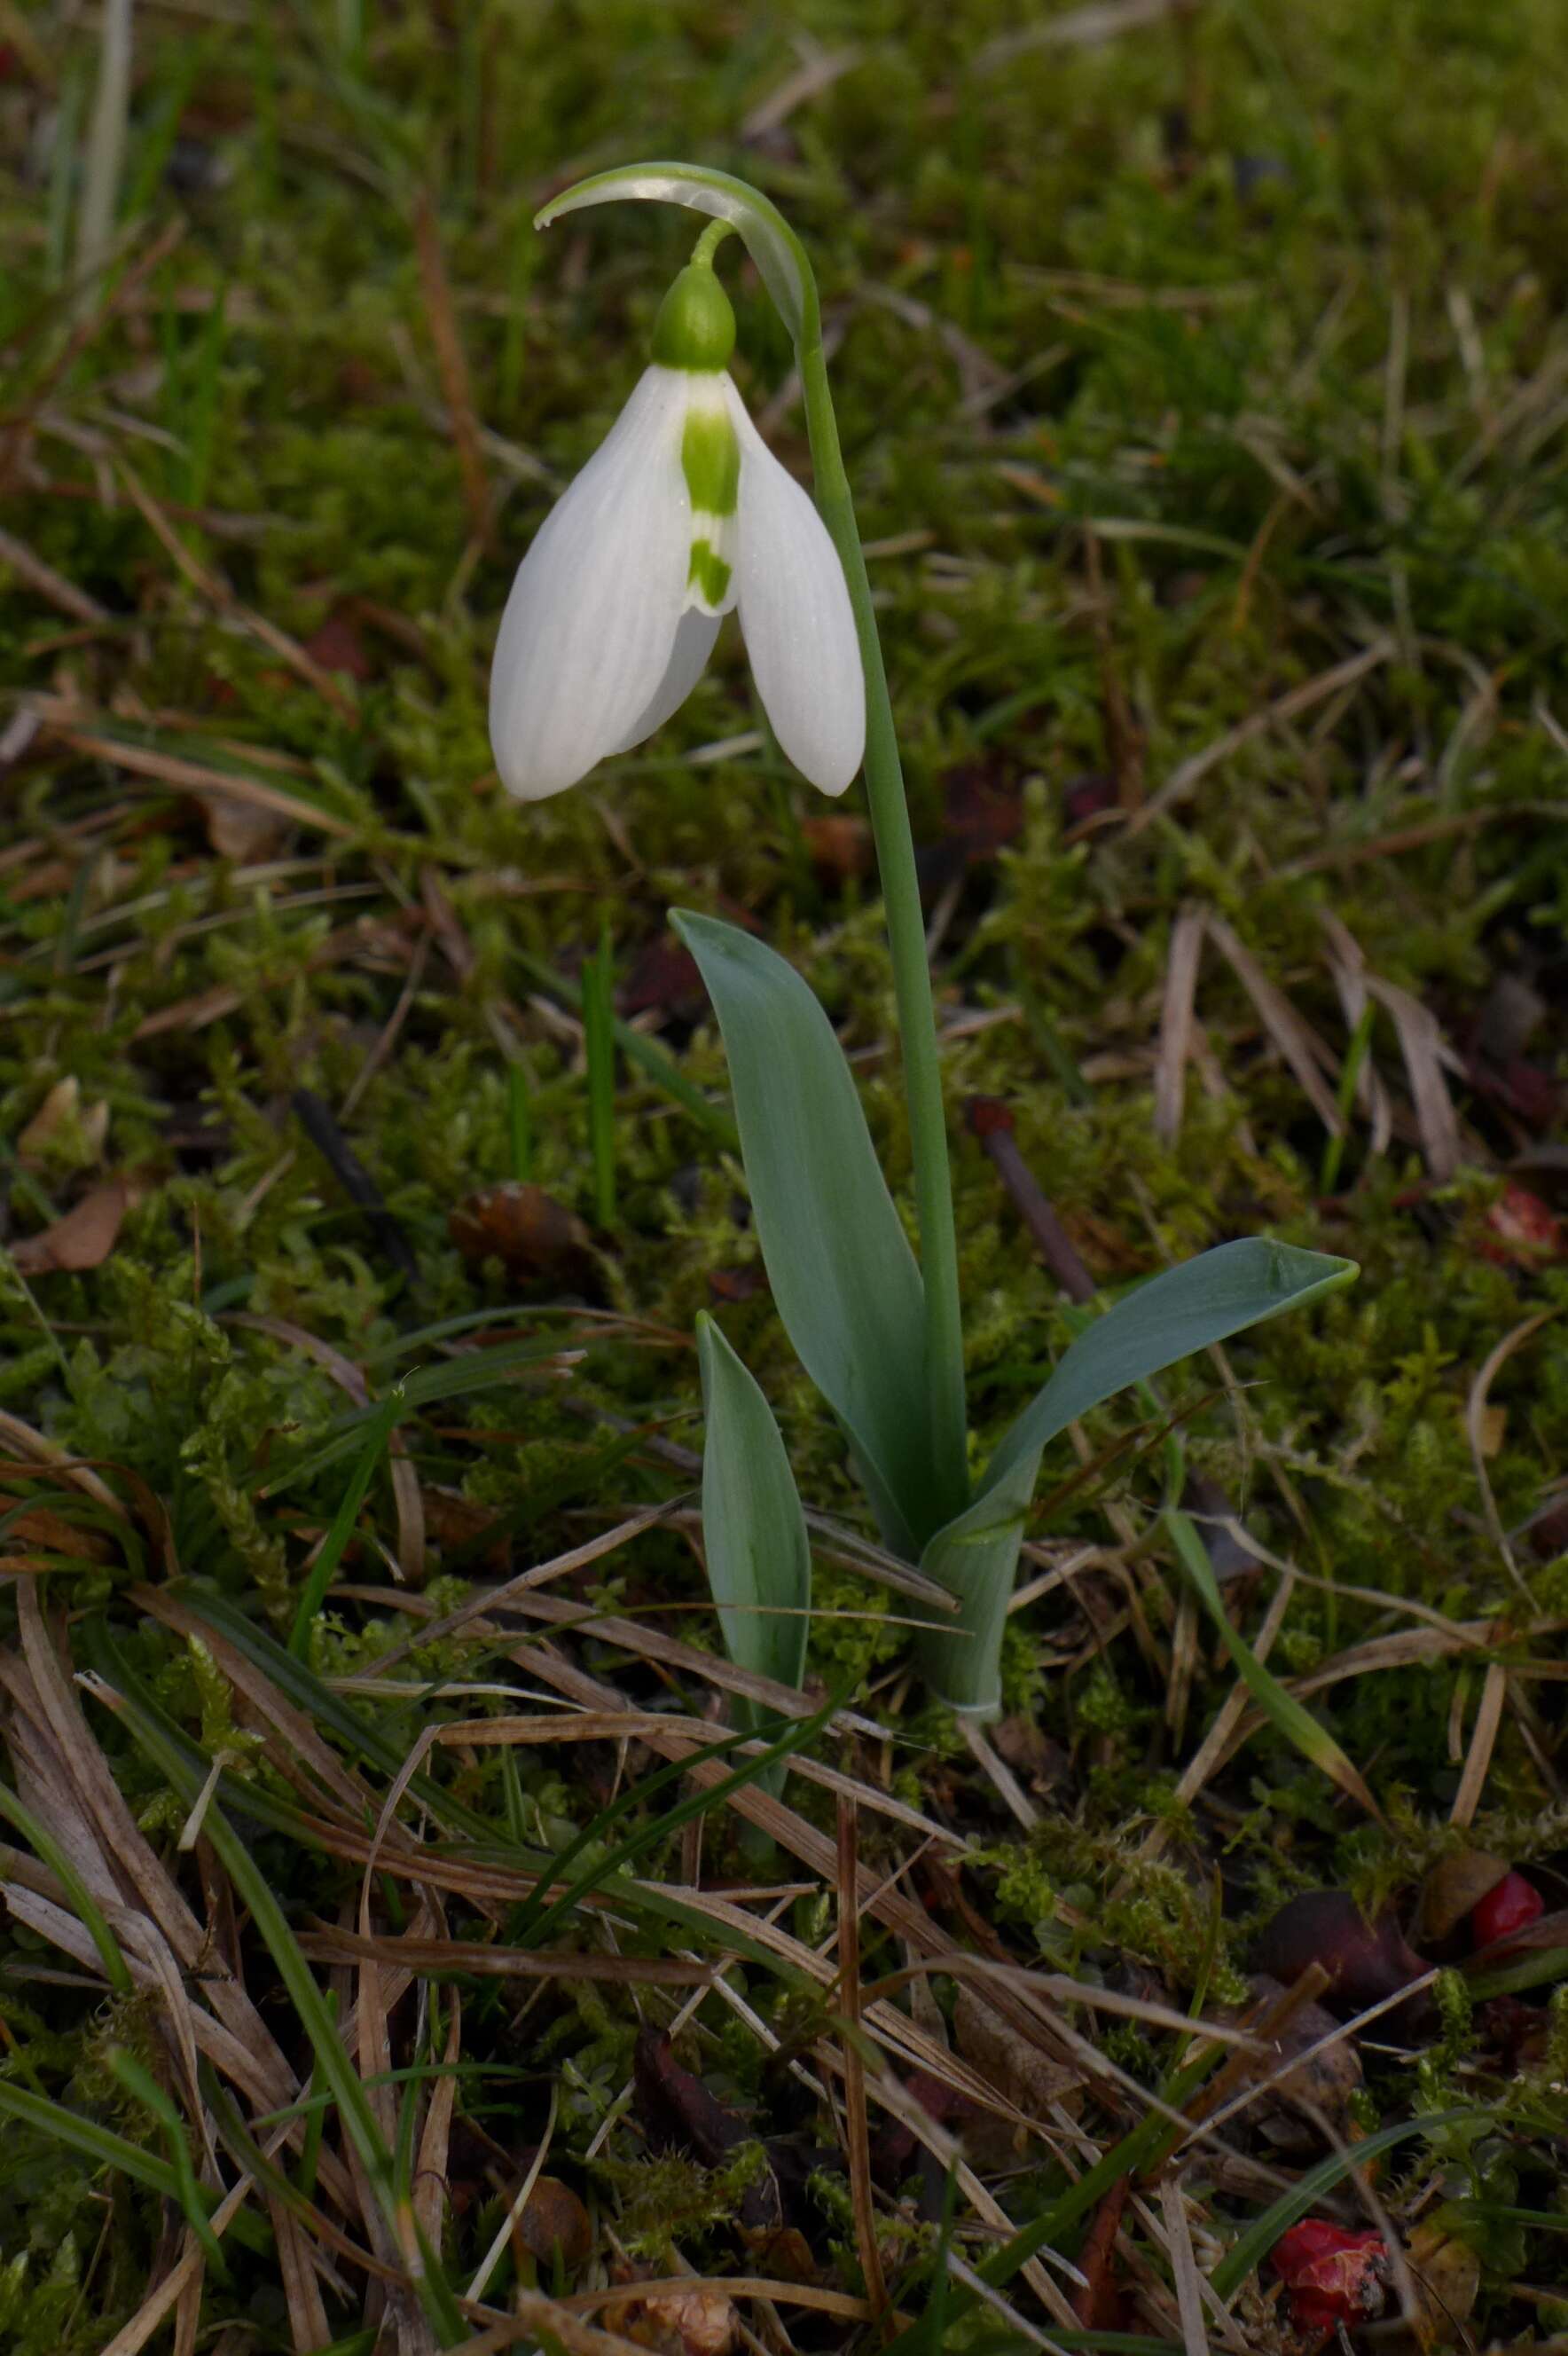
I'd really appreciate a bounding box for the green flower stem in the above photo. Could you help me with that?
[796,328,969,1528]
[537,163,969,1527]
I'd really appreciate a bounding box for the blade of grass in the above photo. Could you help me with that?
[441,1425,650,1573]
[507,1057,533,1182]
[298,1990,336,2201]
[93,1604,800,1979]
[513,943,739,1151]
[1209,2108,1474,2300]
[74,0,133,310]
[108,2050,230,2281]
[86,1639,468,2345]
[121,39,211,224]
[879,2029,1232,2356]
[582,920,618,1228]
[183,282,229,509]
[258,1336,569,1499]
[1466,1947,1568,1999]
[0,2081,269,2258]
[1320,1000,1377,1195]
[518,1689,843,1949]
[289,1387,402,1657]
[1165,1508,1383,1821]
[0,1774,134,1997]
[507,1712,798,1944]
[0,2079,183,2203]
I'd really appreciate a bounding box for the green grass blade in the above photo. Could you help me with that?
[513,944,739,1150]
[289,1387,402,1656]
[1320,999,1377,1195]
[108,2050,229,2280]
[88,1643,467,2344]
[0,2079,184,2203]
[95,1602,803,1983]
[520,1689,842,1950]
[508,1713,791,1945]
[583,920,618,1227]
[0,1773,135,1996]
[1210,2109,1476,2299]
[257,1336,566,1500]
[507,1057,533,1182]
[1165,1509,1383,1818]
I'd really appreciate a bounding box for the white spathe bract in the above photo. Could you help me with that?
[489,365,865,801]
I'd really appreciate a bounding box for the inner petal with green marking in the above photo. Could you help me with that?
[679,383,741,617]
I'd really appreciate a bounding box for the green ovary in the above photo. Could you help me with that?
[680,406,740,517]
[688,538,733,609]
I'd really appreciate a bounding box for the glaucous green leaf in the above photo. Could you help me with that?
[697,1312,811,1707]
[674,908,940,1555]
[917,1240,1357,1716]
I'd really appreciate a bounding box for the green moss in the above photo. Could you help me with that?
[3,0,1568,2329]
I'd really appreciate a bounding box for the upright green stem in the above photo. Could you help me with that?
[796,333,968,1527]
[535,167,970,1531]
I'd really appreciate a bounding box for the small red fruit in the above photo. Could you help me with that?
[1478,1182,1564,1265]
[1270,2219,1386,2331]
[1470,1868,1545,1949]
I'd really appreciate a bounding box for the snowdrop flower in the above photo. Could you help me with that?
[489,241,865,801]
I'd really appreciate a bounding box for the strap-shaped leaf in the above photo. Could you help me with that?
[697,1315,810,1796]
[674,908,943,1554]
[984,1240,1356,1503]
[918,1240,1356,1716]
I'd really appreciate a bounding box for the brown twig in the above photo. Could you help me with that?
[413,187,493,549]
[966,1097,1096,1303]
[115,461,357,714]
[837,1796,891,2336]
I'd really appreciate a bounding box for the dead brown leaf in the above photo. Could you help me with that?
[11,1175,137,1274]
[449,1182,597,1283]
[17,1076,109,1166]
[605,2281,737,2356]
[202,790,289,860]
[515,2177,592,2272]
[1415,1850,1510,1945]
[953,1981,1080,2132]
[1405,2218,1481,2350]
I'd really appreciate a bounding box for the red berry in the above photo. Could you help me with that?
[1271,2219,1387,2330]
[1478,1182,1563,1265]
[1470,1869,1545,1949]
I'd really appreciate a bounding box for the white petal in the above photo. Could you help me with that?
[489,368,693,801]
[725,383,866,797]
[608,606,722,754]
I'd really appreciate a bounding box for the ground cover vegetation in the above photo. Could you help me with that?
[1,0,1566,2349]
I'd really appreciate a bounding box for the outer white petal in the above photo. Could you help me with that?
[489,368,693,801]
[608,606,721,754]
[725,383,865,797]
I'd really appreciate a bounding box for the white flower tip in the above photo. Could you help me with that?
[726,386,866,798]
[487,369,695,803]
